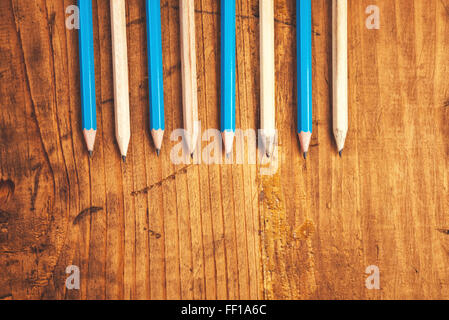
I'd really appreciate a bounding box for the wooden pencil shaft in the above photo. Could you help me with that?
[332,0,348,133]
[260,0,275,133]
[180,0,199,153]
[110,0,131,156]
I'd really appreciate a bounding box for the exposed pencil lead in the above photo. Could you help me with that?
[339,150,343,158]
[122,155,126,163]
[226,153,231,159]
[266,152,271,158]
[88,151,93,158]
[303,152,307,160]
[191,153,194,159]
[156,149,161,157]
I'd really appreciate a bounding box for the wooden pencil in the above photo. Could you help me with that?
[145,0,165,156]
[332,0,348,156]
[110,0,131,162]
[297,0,313,159]
[260,0,276,158]
[221,0,236,158]
[180,0,199,157]
[78,0,97,157]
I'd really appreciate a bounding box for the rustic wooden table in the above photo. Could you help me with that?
[0,0,448,300]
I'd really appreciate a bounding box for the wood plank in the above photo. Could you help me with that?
[0,0,448,300]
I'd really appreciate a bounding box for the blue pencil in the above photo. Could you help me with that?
[221,0,236,157]
[146,0,165,156]
[297,0,313,159]
[78,0,97,157]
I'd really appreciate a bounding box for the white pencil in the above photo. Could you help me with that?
[180,0,199,157]
[111,0,131,162]
[260,0,276,158]
[332,0,348,156]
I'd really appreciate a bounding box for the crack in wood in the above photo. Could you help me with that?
[30,165,42,211]
[127,17,145,27]
[73,207,104,225]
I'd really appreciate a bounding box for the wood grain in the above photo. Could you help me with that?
[0,0,449,300]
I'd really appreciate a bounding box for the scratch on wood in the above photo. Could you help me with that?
[443,99,449,108]
[144,227,162,239]
[131,165,193,196]
[165,62,181,77]
[73,207,104,225]
[101,98,114,106]
[30,165,42,211]
[127,17,145,27]
[47,12,56,37]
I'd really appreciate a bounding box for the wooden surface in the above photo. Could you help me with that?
[0,0,449,300]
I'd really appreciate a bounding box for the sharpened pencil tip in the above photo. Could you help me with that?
[303,152,307,160]
[266,152,271,158]
[339,150,343,158]
[226,153,231,159]
[191,153,194,159]
[88,151,93,158]
[156,149,161,157]
[122,156,126,163]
